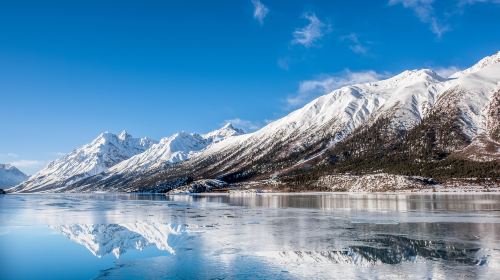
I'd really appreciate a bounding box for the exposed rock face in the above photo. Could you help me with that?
[314,173,438,192]
[168,179,229,194]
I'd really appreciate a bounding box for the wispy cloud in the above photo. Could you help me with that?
[341,33,369,55]
[433,66,461,78]
[286,70,388,108]
[277,57,290,70]
[458,0,500,6]
[8,160,45,169]
[224,118,262,132]
[389,0,500,37]
[8,159,46,175]
[0,152,19,158]
[388,0,449,37]
[251,0,269,25]
[292,13,330,47]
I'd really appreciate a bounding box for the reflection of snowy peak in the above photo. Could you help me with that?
[0,163,28,188]
[260,235,488,267]
[54,223,183,258]
[11,131,155,192]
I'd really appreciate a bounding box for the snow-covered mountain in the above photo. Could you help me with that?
[11,131,156,192]
[107,123,245,174]
[203,123,245,143]
[169,52,499,179]
[0,164,28,188]
[112,51,497,192]
[12,51,500,193]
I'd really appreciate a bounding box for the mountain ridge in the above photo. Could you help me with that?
[10,124,245,193]
[11,51,500,193]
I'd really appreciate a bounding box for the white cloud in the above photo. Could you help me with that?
[8,160,46,175]
[8,160,44,168]
[252,0,269,25]
[341,33,368,55]
[292,13,330,47]
[224,118,262,132]
[433,66,461,78]
[0,152,19,158]
[286,70,388,108]
[458,0,500,5]
[388,0,449,37]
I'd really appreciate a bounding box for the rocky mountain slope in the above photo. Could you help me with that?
[10,124,244,193]
[12,51,500,193]
[0,164,28,188]
[10,131,156,193]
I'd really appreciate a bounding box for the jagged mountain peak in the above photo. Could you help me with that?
[159,132,201,145]
[203,123,245,143]
[161,132,206,151]
[89,131,155,151]
[11,131,156,192]
[108,125,244,175]
[92,131,125,146]
[118,130,131,140]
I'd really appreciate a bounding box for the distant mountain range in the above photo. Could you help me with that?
[0,164,28,188]
[9,51,500,193]
[10,124,244,193]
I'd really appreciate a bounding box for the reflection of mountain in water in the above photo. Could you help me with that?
[54,223,184,258]
[267,235,490,266]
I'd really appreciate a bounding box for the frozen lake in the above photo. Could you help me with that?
[1,193,499,279]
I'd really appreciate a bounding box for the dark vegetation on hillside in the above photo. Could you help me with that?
[280,115,499,185]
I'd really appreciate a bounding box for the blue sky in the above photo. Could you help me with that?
[1,0,499,174]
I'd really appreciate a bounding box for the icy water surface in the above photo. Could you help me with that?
[1,193,500,279]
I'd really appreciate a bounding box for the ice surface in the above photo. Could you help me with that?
[1,193,500,279]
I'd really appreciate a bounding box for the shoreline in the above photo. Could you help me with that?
[4,189,500,195]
